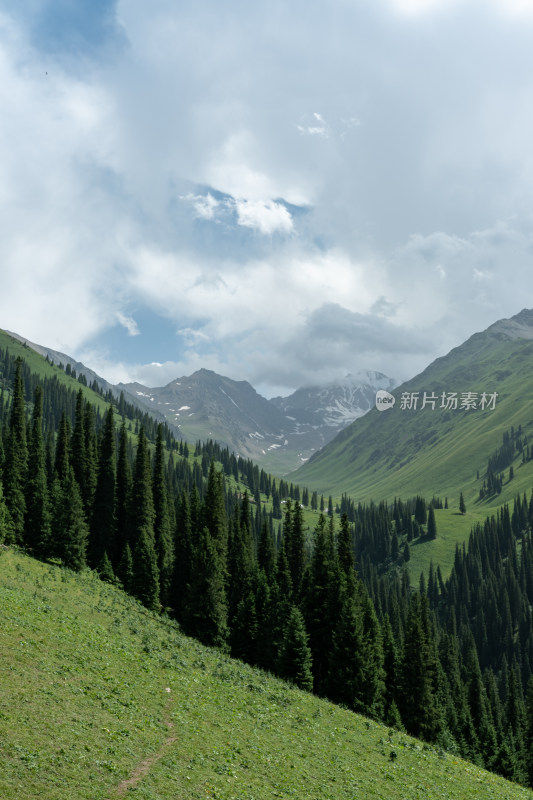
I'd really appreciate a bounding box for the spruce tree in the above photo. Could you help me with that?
[153,424,174,606]
[172,489,194,620]
[0,479,13,544]
[54,412,71,482]
[203,461,228,562]
[525,675,533,785]
[284,500,305,601]
[129,426,159,609]
[382,615,403,728]
[257,520,276,581]
[71,390,87,498]
[414,495,427,525]
[271,544,293,658]
[359,591,386,719]
[4,357,28,543]
[458,637,491,763]
[227,494,254,632]
[24,385,51,556]
[97,551,116,583]
[327,593,366,711]
[118,543,134,593]
[230,589,258,663]
[254,569,277,672]
[304,514,341,694]
[52,466,89,571]
[399,594,441,741]
[82,401,98,515]
[185,525,228,648]
[278,605,313,691]
[427,505,437,539]
[131,526,160,611]
[337,512,354,580]
[114,420,132,570]
[89,406,116,568]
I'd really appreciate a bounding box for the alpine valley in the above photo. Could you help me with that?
[4,311,533,797]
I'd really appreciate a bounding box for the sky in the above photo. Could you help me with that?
[1,0,533,398]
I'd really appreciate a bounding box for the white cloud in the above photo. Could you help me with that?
[297,112,330,138]
[202,130,310,206]
[116,312,140,336]
[235,199,294,235]
[2,1,533,397]
[177,327,212,345]
[190,192,219,220]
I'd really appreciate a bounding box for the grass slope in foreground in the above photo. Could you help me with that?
[1,549,529,800]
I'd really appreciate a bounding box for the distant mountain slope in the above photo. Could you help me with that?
[271,371,396,428]
[294,308,533,505]
[120,368,290,456]
[120,369,397,472]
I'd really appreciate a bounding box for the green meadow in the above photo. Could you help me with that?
[1,547,530,800]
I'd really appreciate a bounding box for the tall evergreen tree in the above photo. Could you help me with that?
[129,426,159,609]
[257,519,276,581]
[0,479,12,544]
[399,594,442,741]
[254,569,277,672]
[24,385,51,556]
[327,593,367,712]
[52,466,88,571]
[464,636,497,767]
[118,542,134,594]
[227,495,254,636]
[278,605,313,691]
[89,406,116,568]
[185,525,228,648]
[4,358,28,543]
[304,514,341,695]
[71,390,86,497]
[230,589,258,663]
[203,461,228,562]
[84,402,98,513]
[337,512,355,587]
[114,420,132,570]
[54,412,71,481]
[172,490,193,622]
[525,675,533,785]
[427,505,437,539]
[131,525,160,611]
[153,424,174,606]
[284,500,305,601]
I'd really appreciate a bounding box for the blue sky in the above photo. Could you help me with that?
[2,0,533,397]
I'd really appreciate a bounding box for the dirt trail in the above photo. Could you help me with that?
[111,688,177,798]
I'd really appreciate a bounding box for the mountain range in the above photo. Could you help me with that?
[4,329,395,474]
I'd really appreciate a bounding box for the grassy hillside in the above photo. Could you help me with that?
[0,547,530,800]
[294,319,533,513]
[0,328,115,417]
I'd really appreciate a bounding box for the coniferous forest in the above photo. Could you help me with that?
[3,349,533,788]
